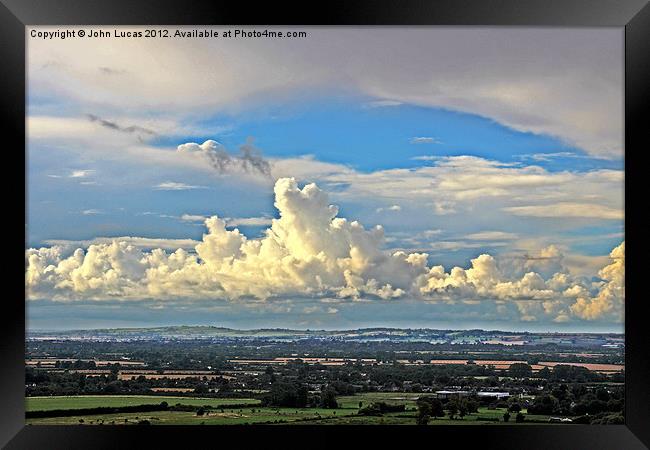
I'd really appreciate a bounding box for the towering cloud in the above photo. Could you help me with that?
[25,178,624,322]
[569,242,624,320]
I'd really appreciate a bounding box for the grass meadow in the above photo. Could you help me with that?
[26,393,555,425]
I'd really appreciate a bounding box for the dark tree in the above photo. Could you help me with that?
[508,403,521,413]
[263,381,309,408]
[458,400,467,419]
[528,395,559,415]
[319,387,339,409]
[508,363,533,379]
[447,399,459,420]
[465,399,479,414]
[416,396,444,418]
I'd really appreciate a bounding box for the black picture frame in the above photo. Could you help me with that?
[2,0,648,448]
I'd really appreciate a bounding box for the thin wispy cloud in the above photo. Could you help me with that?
[466,231,519,241]
[180,214,206,222]
[503,203,623,220]
[376,205,401,213]
[225,216,274,227]
[48,170,96,180]
[156,213,273,227]
[98,66,126,75]
[412,155,441,161]
[516,152,613,163]
[154,182,207,191]
[518,152,580,161]
[81,209,104,215]
[363,100,403,108]
[87,114,156,142]
[70,170,95,178]
[410,137,443,145]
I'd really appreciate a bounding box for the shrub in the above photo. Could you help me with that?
[508,403,522,413]
[358,402,406,416]
[475,416,500,422]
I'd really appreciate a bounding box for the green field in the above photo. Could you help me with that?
[26,393,556,425]
[338,392,422,409]
[26,407,552,426]
[26,407,352,425]
[26,395,260,411]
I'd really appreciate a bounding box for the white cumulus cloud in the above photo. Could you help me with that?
[569,242,624,320]
[25,178,624,323]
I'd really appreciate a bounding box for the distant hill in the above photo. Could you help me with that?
[26,325,624,342]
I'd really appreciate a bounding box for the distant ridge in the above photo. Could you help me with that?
[27,325,624,338]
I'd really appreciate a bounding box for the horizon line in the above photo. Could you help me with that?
[26,324,625,336]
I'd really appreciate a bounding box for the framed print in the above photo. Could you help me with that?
[2,0,649,448]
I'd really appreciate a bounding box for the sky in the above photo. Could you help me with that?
[25,27,624,332]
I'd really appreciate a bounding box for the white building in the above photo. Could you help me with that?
[476,391,510,399]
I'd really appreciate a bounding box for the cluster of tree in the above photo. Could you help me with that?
[508,363,533,378]
[445,398,479,420]
[358,402,406,416]
[167,402,258,413]
[416,397,445,425]
[501,411,526,422]
[260,381,343,409]
[328,380,356,396]
[26,402,170,418]
[415,396,479,424]
[261,381,310,408]
[25,367,243,398]
[52,360,98,370]
[527,385,623,416]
